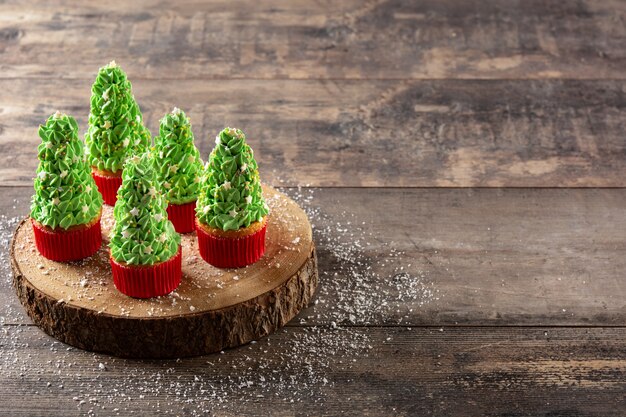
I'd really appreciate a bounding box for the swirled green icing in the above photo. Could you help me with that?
[109,152,180,265]
[30,112,103,230]
[85,61,151,173]
[195,127,269,231]
[153,107,204,205]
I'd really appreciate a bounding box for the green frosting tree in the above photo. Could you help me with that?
[110,152,180,265]
[196,127,269,231]
[85,61,151,173]
[153,107,204,205]
[31,112,103,229]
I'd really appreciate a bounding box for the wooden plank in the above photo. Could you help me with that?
[0,325,624,416]
[2,187,625,327]
[0,0,624,80]
[1,78,624,187]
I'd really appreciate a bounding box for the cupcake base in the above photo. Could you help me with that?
[110,247,182,298]
[92,168,122,206]
[31,216,102,262]
[167,201,196,234]
[195,219,267,268]
[12,185,316,358]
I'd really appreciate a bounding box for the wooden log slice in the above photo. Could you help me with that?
[11,186,317,358]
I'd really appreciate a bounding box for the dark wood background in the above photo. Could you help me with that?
[1,1,625,416]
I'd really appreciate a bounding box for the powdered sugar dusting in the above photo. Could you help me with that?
[283,186,441,325]
[0,188,440,413]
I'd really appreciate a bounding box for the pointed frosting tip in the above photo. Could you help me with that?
[108,60,118,68]
[52,110,63,119]
[171,107,181,115]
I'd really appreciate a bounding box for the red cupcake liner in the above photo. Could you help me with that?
[195,220,266,268]
[167,201,196,234]
[31,217,102,262]
[110,247,182,298]
[92,171,122,206]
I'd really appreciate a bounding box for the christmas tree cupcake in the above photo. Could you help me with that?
[109,152,182,298]
[85,61,151,206]
[30,112,103,261]
[153,107,204,233]
[195,127,269,268]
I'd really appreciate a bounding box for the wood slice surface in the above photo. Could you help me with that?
[10,185,317,359]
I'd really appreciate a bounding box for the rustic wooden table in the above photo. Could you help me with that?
[1,1,625,416]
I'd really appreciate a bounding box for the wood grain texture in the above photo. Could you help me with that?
[1,325,625,416]
[1,0,625,414]
[1,78,624,187]
[3,187,625,327]
[0,0,624,80]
